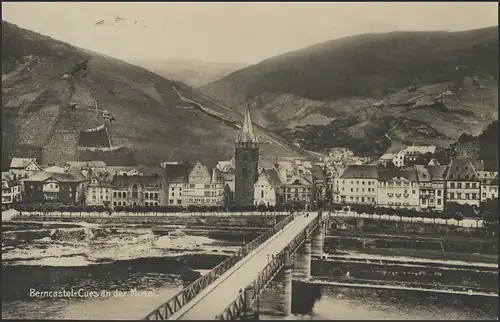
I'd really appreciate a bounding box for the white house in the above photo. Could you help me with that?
[334,165,378,205]
[254,169,279,207]
[477,170,498,202]
[377,168,420,209]
[2,172,22,210]
[445,159,481,207]
[86,171,113,207]
[182,161,224,207]
[9,158,42,179]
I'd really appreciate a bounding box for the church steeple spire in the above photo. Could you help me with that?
[237,101,258,144]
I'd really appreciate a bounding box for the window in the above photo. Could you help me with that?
[171,192,174,197]
[472,193,477,200]
[457,193,462,199]
[261,190,264,198]
[465,193,470,200]
[437,199,441,205]
[465,183,470,189]
[450,193,455,199]
[412,190,416,194]
[437,190,441,196]
[177,200,182,205]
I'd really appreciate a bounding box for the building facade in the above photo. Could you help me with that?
[282,176,313,210]
[234,105,259,206]
[477,170,498,202]
[182,161,224,207]
[415,165,447,211]
[2,172,22,210]
[445,159,480,207]
[377,169,420,209]
[164,162,191,207]
[334,165,378,205]
[85,171,113,207]
[111,175,166,207]
[23,172,84,204]
[253,168,281,207]
[9,158,42,180]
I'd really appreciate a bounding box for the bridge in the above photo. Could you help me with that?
[144,211,325,320]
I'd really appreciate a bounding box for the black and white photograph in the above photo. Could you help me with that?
[1,1,498,320]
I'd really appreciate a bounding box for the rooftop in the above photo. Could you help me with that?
[377,168,418,182]
[446,158,480,181]
[10,158,38,169]
[340,165,378,179]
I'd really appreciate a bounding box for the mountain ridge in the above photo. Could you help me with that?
[200,27,498,158]
[1,21,305,170]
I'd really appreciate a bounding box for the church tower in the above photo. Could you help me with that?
[234,104,259,206]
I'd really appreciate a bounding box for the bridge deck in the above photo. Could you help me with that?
[169,213,318,320]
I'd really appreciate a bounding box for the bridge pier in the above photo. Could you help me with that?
[311,224,324,257]
[293,239,312,281]
[278,264,293,317]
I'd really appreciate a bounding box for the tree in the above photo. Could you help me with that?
[453,212,464,226]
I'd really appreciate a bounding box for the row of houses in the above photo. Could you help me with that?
[3,156,497,212]
[335,158,498,210]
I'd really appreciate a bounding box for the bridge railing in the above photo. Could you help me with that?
[215,215,320,320]
[143,213,296,320]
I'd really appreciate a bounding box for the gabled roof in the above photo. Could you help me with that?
[377,168,418,182]
[427,165,448,181]
[379,153,395,161]
[111,175,163,187]
[10,158,38,169]
[445,158,480,181]
[164,162,192,183]
[477,171,498,185]
[311,165,326,180]
[264,168,283,188]
[285,175,312,186]
[341,165,378,179]
[415,165,431,182]
[188,160,211,182]
[427,158,440,166]
[25,171,85,183]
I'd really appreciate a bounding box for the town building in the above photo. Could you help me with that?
[477,170,498,202]
[377,168,420,209]
[9,158,42,179]
[253,168,282,207]
[2,172,22,210]
[404,145,437,164]
[282,175,313,210]
[111,174,166,207]
[164,162,192,207]
[377,153,395,167]
[234,105,259,206]
[334,165,378,205]
[86,170,113,207]
[445,159,481,207]
[182,161,224,207]
[311,165,328,207]
[415,165,447,210]
[23,171,86,205]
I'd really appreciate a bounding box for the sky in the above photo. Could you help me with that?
[2,2,498,64]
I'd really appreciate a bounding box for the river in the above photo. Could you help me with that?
[1,224,497,320]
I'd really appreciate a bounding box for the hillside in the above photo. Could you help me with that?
[201,27,498,157]
[1,21,305,169]
[132,58,248,88]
